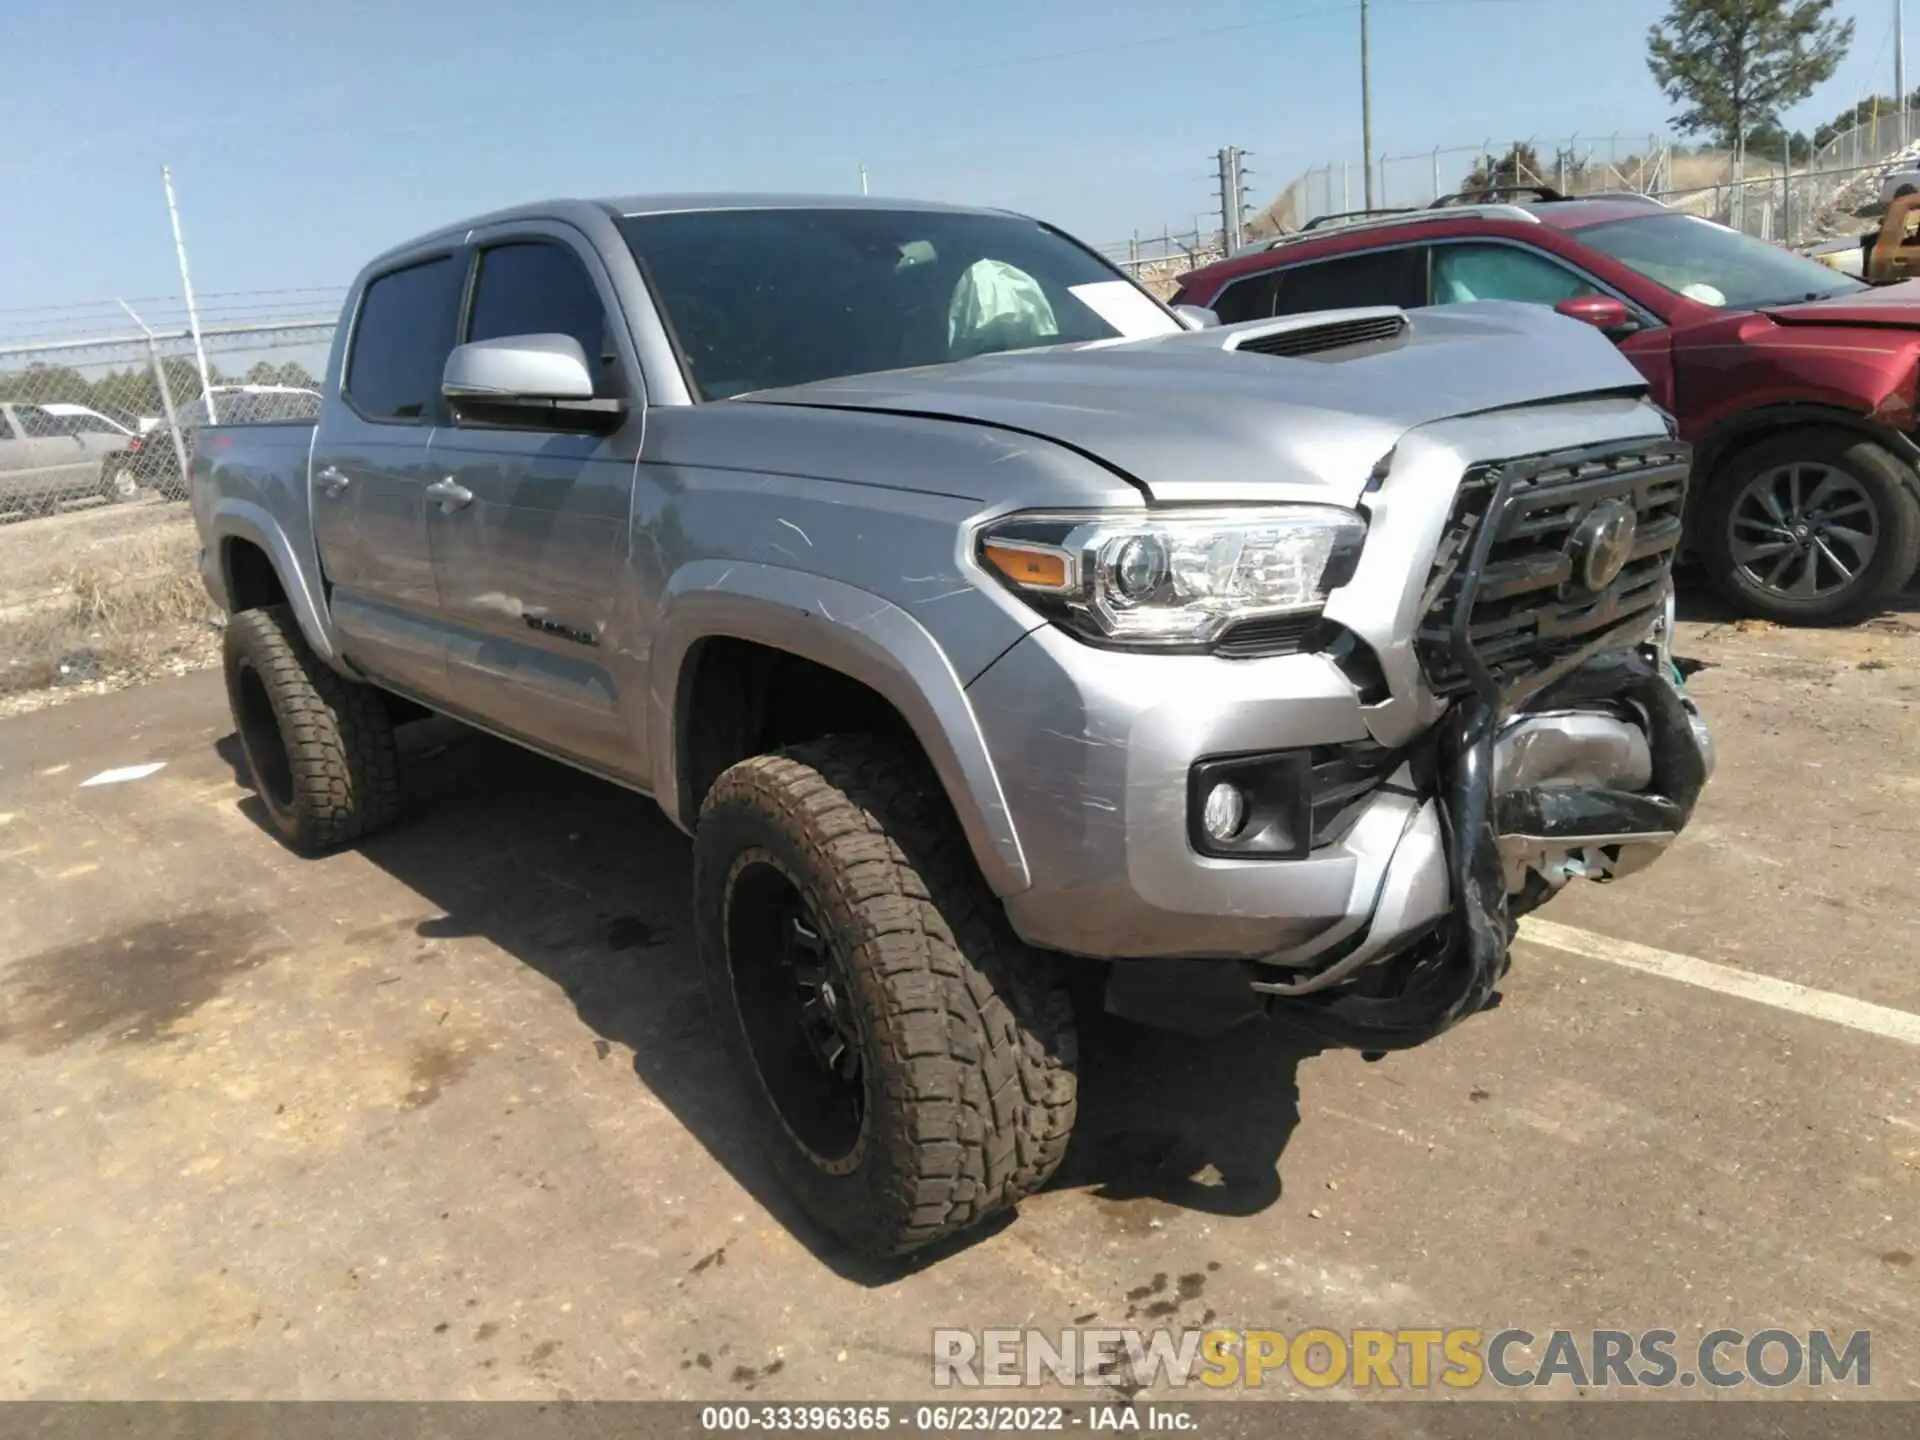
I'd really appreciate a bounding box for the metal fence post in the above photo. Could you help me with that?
[119,301,191,487]
[1782,135,1793,244]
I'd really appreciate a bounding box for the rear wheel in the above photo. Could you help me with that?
[693,735,1077,1257]
[223,604,402,854]
[1699,430,1920,625]
[101,464,139,503]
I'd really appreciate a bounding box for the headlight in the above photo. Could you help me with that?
[977,506,1366,650]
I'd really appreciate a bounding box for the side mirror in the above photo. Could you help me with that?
[444,333,595,400]
[1554,294,1638,338]
[1172,304,1220,330]
[442,333,626,434]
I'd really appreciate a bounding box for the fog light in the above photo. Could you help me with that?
[1201,781,1247,841]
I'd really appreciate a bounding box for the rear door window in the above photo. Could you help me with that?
[14,405,67,438]
[1273,247,1428,314]
[345,256,464,422]
[60,412,122,435]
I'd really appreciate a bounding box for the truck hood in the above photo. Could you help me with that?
[740,301,1652,503]
[1760,280,1920,328]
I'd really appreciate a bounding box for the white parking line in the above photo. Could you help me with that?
[1519,917,1920,1048]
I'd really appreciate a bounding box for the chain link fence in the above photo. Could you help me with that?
[0,320,333,522]
[1271,126,1920,252]
[1094,228,1227,296]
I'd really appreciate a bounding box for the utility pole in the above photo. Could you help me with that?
[161,164,216,424]
[1215,146,1250,251]
[1898,0,1908,148]
[1360,0,1375,209]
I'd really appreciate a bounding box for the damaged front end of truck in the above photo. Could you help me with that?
[1247,439,1714,1050]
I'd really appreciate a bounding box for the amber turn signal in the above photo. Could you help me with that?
[982,539,1072,592]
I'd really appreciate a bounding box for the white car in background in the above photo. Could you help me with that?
[0,401,136,514]
[40,402,160,437]
[1881,168,1920,206]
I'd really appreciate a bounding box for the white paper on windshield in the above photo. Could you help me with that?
[1069,281,1181,337]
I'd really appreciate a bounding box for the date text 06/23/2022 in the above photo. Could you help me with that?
[700,1405,1192,1432]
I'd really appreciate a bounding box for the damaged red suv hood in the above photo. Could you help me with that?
[1760,279,1920,328]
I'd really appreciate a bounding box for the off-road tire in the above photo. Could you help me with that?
[1699,429,1920,626]
[223,603,402,854]
[694,735,1077,1257]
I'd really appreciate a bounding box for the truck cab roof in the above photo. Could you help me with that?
[372,193,1012,272]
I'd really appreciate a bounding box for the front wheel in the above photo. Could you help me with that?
[1698,431,1920,626]
[693,736,1077,1258]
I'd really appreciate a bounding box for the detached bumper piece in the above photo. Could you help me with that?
[1257,439,1708,1051]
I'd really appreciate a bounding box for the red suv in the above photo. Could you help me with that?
[1172,190,1920,625]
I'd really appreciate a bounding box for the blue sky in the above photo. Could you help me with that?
[0,0,1906,322]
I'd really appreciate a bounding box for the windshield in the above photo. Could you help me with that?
[1576,212,1869,310]
[618,207,1179,400]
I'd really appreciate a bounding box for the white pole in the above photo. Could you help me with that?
[162,164,217,425]
[859,163,869,196]
[1898,0,1908,149]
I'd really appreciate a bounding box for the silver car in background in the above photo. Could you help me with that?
[0,400,133,515]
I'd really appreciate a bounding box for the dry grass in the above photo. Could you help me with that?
[0,510,219,703]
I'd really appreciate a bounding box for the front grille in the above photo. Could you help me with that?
[1231,312,1408,359]
[1416,439,1688,703]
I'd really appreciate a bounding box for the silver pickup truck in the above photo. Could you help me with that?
[191,194,1712,1257]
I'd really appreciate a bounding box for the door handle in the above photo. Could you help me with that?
[318,466,350,499]
[425,476,474,511]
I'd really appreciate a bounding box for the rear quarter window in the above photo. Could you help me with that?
[1211,270,1286,325]
[1272,247,1428,314]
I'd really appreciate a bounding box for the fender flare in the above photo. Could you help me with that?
[207,499,340,666]
[650,561,1031,898]
[1693,403,1920,504]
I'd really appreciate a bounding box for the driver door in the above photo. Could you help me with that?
[424,228,647,780]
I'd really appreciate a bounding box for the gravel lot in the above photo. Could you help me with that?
[0,601,1916,1403]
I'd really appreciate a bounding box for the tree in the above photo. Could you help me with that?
[1647,0,1853,153]
[1460,143,1545,200]
[1743,118,1812,162]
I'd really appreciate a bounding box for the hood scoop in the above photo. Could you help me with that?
[1221,307,1409,360]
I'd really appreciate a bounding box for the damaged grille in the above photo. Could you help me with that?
[1416,439,1688,703]
[1309,740,1406,847]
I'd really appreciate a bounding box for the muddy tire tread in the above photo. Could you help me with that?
[224,604,401,852]
[696,735,1076,1255]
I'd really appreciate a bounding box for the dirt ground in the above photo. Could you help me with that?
[0,598,1916,1403]
[0,503,217,716]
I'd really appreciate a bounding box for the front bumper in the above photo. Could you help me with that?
[971,622,1710,1046]
[1246,643,1710,1050]
[965,424,1711,1050]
